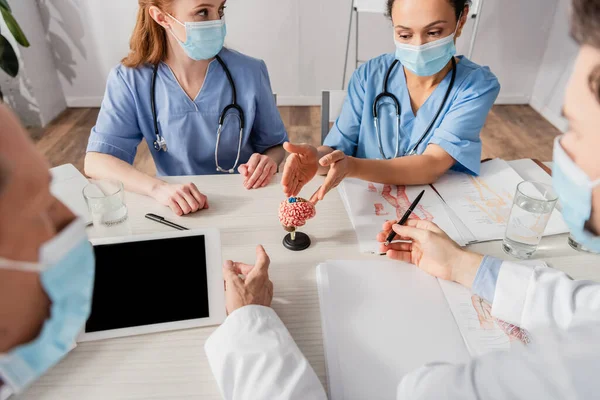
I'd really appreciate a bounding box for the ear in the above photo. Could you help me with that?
[455,5,470,38]
[148,6,171,30]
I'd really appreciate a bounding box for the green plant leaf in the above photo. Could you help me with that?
[1,8,29,47]
[0,0,11,13]
[0,34,19,77]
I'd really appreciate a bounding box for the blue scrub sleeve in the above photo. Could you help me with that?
[86,67,143,165]
[323,68,366,156]
[472,255,504,303]
[428,69,500,175]
[250,61,288,154]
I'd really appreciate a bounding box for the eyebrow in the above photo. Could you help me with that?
[194,1,226,9]
[194,3,216,8]
[396,20,448,30]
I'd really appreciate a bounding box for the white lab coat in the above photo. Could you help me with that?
[205,262,600,400]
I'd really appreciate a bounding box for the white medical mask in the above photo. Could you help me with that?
[394,16,461,77]
[552,137,600,252]
[167,13,226,61]
[0,219,95,398]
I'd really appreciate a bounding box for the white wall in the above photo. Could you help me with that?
[0,0,66,127]
[469,0,559,104]
[40,0,564,111]
[530,0,578,133]
[38,0,136,107]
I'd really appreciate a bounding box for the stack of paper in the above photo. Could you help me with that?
[338,159,569,253]
[316,260,543,399]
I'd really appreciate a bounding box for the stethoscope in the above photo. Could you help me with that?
[151,55,245,173]
[373,57,457,159]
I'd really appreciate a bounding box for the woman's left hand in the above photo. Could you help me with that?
[238,153,278,189]
[310,150,354,202]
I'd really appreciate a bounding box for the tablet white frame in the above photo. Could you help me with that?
[77,228,226,342]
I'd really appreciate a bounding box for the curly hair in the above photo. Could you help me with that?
[571,0,600,103]
[386,0,469,20]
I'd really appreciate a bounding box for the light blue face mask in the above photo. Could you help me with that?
[0,219,95,397]
[394,17,461,77]
[168,14,226,61]
[552,137,600,252]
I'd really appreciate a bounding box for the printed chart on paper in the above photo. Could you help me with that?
[439,280,531,357]
[339,178,464,253]
[433,159,568,242]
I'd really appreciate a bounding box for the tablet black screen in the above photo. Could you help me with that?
[86,235,209,333]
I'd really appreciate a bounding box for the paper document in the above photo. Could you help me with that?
[432,159,568,243]
[338,159,568,251]
[338,178,466,253]
[439,280,532,357]
[317,260,537,400]
[317,260,470,400]
[50,164,91,224]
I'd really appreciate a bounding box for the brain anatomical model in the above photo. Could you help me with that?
[278,197,316,232]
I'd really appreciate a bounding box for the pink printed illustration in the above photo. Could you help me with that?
[376,184,434,221]
[368,183,377,193]
[374,203,388,216]
[471,295,531,345]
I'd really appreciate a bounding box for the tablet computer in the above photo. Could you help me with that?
[77,228,225,342]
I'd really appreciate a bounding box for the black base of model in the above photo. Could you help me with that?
[283,232,311,251]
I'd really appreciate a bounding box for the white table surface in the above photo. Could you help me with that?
[19,168,600,400]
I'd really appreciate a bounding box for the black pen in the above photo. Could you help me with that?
[384,190,425,246]
[145,213,189,231]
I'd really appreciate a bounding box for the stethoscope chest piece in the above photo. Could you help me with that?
[153,136,168,152]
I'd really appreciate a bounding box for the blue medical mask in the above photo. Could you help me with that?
[0,219,95,397]
[168,14,226,61]
[552,137,600,252]
[394,19,460,77]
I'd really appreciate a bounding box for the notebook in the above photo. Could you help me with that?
[338,159,569,253]
[50,164,92,225]
[316,260,542,400]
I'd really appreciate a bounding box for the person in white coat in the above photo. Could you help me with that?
[204,0,600,398]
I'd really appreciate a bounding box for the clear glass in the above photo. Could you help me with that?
[568,234,600,254]
[503,181,559,259]
[83,179,128,226]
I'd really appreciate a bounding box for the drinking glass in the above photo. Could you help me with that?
[503,181,559,259]
[83,179,128,226]
[568,234,600,254]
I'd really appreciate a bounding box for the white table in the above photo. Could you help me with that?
[19,169,599,400]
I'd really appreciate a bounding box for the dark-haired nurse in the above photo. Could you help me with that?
[282,0,500,201]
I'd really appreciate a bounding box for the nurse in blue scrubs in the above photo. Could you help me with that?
[282,0,500,201]
[85,0,288,216]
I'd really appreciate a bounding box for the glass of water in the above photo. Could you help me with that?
[83,179,128,226]
[503,181,559,259]
[568,235,600,254]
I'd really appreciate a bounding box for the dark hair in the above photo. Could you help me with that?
[571,0,600,103]
[386,0,469,20]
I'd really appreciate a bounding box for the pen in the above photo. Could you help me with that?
[145,213,189,231]
[383,190,425,246]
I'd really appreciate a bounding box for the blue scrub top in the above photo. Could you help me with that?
[324,54,500,175]
[87,48,288,176]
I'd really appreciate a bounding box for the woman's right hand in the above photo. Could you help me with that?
[281,142,319,197]
[150,182,209,216]
[376,219,483,289]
